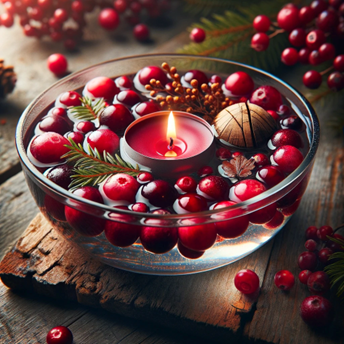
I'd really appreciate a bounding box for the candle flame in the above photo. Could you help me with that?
[166,111,177,141]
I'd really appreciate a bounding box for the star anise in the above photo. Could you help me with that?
[222,155,255,179]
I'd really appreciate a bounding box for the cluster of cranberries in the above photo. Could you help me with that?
[0,0,171,50]
[252,0,344,90]
[27,65,309,259]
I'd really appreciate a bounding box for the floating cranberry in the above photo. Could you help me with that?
[281,47,299,66]
[253,15,271,32]
[133,23,150,41]
[39,114,72,135]
[134,101,161,117]
[234,269,260,294]
[213,200,249,238]
[250,85,282,111]
[140,221,178,254]
[306,226,318,240]
[318,247,333,263]
[307,271,331,295]
[137,171,153,184]
[305,239,318,251]
[303,70,322,89]
[229,179,265,203]
[272,145,303,174]
[115,90,141,107]
[45,164,73,189]
[141,180,176,207]
[263,211,284,229]
[115,75,132,89]
[256,165,284,188]
[280,115,302,130]
[58,91,82,107]
[98,8,119,30]
[298,251,318,271]
[289,28,306,47]
[178,217,217,251]
[65,186,105,237]
[46,326,73,344]
[277,6,300,32]
[173,193,208,214]
[190,27,206,43]
[103,173,139,204]
[87,128,119,155]
[138,66,168,86]
[224,71,254,96]
[30,132,70,164]
[184,70,208,86]
[216,147,232,160]
[301,295,333,327]
[99,104,134,134]
[178,241,204,259]
[85,76,119,101]
[197,175,229,201]
[274,270,295,290]
[277,104,290,116]
[47,53,68,76]
[232,151,243,158]
[76,121,95,134]
[317,225,333,241]
[198,165,213,177]
[131,202,149,212]
[252,153,269,168]
[299,270,312,284]
[175,176,197,194]
[65,131,84,145]
[251,32,270,51]
[306,30,326,50]
[271,129,303,149]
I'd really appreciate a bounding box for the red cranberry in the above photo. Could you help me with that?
[46,326,73,344]
[138,66,167,86]
[137,171,153,184]
[48,107,68,118]
[76,121,95,133]
[318,43,336,61]
[184,70,208,87]
[151,209,171,215]
[299,48,311,64]
[178,241,204,259]
[310,0,328,16]
[45,164,73,189]
[178,217,217,251]
[289,28,306,47]
[115,75,132,89]
[252,153,269,168]
[175,176,197,194]
[141,180,176,207]
[300,295,333,327]
[305,239,317,251]
[280,198,301,216]
[85,76,119,101]
[213,201,249,238]
[190,27,206,43]
[281,47,299,66]
[280,115,302,130]
[306,30,326,50]
[309,50,324,66]
[234,269,260,294]
[134,101,161,117]
[210,75,222,84]
[0,13,14,27]
[47,53,68,76]
[317,225,333,241]
[224,71,254,96]
[267,110,279,120]
[253,15,271,32]
[30,132,70,164]
[271,129,303,149]
[318,247,333,263]
[173,193,208,213]
[307,271,331,295]
[277,104,291,116]
[299,6,315,24]
[133,23,150,41]
[299,270,312,284]
[98,8,119,30]
[316,10,339,32]
[197,175,229,201]
[229,179,265,202]
[87,128,119,155]
[65,131,84,145]
[326,233,344,252]
[39,114,72,135]
[277,6,300,32]
[334,55,344,72]
[54,8,68,23]
[250,85,283,111]
[103,173,139,203]
[232,151,243,158]
[99,104,134,133]
[131,202,149,212]
[272,145,303,174]
[327,72,344,91]
[298,251,318,271]
[249,203,276,225]
[140,221,178,254]
[263,211,284,229]
[58,91,82,107]
[256,165,284,188]
[251,32,270,51]
[274,270,295,290]
[306,226,318,240]
[115,90,141,107]
[65,186,105,237]
[114,0,127,12]
[303,70,322,89]
[198,165,213,177]
[216,147,232,160]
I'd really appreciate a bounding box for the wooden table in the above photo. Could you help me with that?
[0,11,343,344]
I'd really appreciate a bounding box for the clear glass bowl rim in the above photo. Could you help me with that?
[15,53,320,221]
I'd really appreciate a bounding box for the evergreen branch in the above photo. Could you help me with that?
[62,139,140,189]
[69,96,105,121]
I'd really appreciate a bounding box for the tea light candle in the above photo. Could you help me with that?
[121,111,215,178]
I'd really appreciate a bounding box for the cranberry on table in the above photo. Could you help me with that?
[307,271,331,295]
[298,251,318,271]
[213,200,249,238]
[87,128,119,155]
[184,70,208,87]
[76,121,95,133]
[190,27,206,43]
[299,270,312,284]
[249,85,283,111]
[256,165,284,188]
[327,72,344,91]
[0,13,14,27]
[281,48,299,66]
[138,66,168,86]
[46,326,73,344]
[198,165,213,177]
[141,180,176,207]
[85,76,119,101]
[271,129,302,149]
[253,15,271,33]
[272,145,303,174]
[178,241,204,259]
[303,70,322,89]
[173,193,208,214]
[318,247,333,263]
[98,8,119,30]
[274,270,295,291]
[30,132,70,164]
[65,131,84,145]
[175,176,197,194]
[99,104,134,133]
[301,295,334,327]
[305,239,317,251]
[39,114,72,135]
[234,269,260,294]
[47,53,68,76]
[178,218,217,251]
[251,32,269,52]
[114,0,127,13]
[224,71,254,96]
[197,175,229,201]
[137,171,153,184]
[133,23,150,41]
[134,101,161,117]
[115,90,141,107]
[45,164,73,189]
[317,225,334,241]
[103,173,139,204]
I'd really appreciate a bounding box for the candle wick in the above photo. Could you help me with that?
[169,137,174,148]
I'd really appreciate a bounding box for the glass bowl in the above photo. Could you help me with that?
[15,54,320,275]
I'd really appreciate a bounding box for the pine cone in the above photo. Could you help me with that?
[0,59,17,99]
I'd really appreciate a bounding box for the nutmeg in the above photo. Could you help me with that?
[213,102,278,148]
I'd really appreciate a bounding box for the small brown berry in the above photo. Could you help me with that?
[191,79,198,88]
[162,62,170,71]
[145,85,153,90]
[191,95,197,101]
[191,88,198,95]
[150,90,157,97]
[185,95,191,101]
[170,67,176,74]
[166,95,173,103]
[173,96,180,103]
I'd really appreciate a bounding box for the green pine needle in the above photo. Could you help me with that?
[62,139,141,190]
[70,96,105,121]
[324,237,344,299]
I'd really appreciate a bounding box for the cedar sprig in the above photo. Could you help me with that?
[145,62,232,123]
[62,139,140,190]
[69,96,105,121]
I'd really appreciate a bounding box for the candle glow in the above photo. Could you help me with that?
[165,112,177,157]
